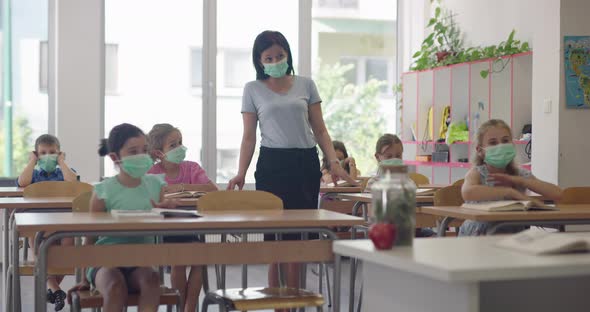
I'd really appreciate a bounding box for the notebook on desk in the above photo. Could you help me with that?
[164,191,207,199]
[111,208,201,219]
[461,200,558,212]
[497,229,590,255]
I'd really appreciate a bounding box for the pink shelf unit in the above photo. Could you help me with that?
[401,52,533,185]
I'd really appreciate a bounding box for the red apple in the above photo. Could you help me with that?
[369,222,397,250]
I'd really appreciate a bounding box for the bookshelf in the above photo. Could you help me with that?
[401,52,533,184]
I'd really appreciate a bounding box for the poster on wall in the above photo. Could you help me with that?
[565,36,590,109]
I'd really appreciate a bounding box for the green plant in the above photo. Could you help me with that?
[0,115,34,177]
[410,2,530,75]
[411,3,463,71]
[479,30,530,78]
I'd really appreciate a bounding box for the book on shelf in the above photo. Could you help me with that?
[461,200,558,212]
[164,190,207,199]
[496,229,590,255]
[111,208,201,219]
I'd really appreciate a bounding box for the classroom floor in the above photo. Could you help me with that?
[1,260,359,312]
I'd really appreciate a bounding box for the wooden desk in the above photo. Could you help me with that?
[335,236,590,312]
[1,196,75,312]
[12,209,364,312]
[0,187,24,197]
[419,204,590,236]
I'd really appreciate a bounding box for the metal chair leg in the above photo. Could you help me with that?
[356,279,363,312]
[6,265,13,312]
[202,265,210,293]
[23,237,29,260]
[325,263,332,307]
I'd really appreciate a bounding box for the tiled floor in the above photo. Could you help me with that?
[2,260,360,312]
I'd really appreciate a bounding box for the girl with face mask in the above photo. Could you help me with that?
[67,123,176,312]
[147,123,217,312]
[459,119,563,236]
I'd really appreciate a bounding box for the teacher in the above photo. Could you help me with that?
[227,30,355,289]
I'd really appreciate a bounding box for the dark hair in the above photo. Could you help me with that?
[252,30,294,80]
[99,123,145,157]
[375,133,402,154]
[321,140,350,173]
[35,134,60,151]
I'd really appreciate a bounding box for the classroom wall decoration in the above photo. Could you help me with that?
[564,36,590,109]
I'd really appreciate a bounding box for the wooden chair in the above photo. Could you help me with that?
[409,173,430,186]
[200,190,325,312]
[452,178,465,187]
[23,181,93,197]
[68,192,181,312]
[558,187,590,204]
[433,185,465,234]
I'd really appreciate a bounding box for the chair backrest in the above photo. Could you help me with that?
[409,173,430,186]
[434,185,464,206]
[23,181,94,198]
[72,191,93,212]
[452,179,465,186]
[198,190,283,212]
[558,187,590,204]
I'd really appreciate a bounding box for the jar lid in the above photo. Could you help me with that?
[380,164,408,174]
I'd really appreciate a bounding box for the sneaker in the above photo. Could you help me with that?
[46,289,55,304]
[53,289,66,311]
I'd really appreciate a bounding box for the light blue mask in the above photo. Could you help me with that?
[38,154,58,173]
[484,143,516,168]
[263,59,289,78]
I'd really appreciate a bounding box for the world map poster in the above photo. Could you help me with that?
[565,36,590,108]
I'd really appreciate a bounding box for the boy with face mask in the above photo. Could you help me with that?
[16,134,78,187]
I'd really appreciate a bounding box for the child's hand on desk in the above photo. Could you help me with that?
[151,198,179,209]
[487,173,524,188]
[67,280,90,304]
[329,162,358,186]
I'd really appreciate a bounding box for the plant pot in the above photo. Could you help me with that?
[436,51,451,62]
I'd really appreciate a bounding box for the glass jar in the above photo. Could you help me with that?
[370,165,417,246]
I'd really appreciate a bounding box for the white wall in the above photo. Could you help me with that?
[558,0,590,187]
[437,0,562,184]
[50,0,103,182]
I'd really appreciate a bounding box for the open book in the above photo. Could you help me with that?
[164,191,207,199]
[111,208,201,219]
[461,200,558,212]
[496,229,590,255]
[416,188,435,196]
[327,180,362,187]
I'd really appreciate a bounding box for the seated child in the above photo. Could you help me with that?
[321,140,359,184]
[68,123,175,312]
[147,123,217,312]
[16,134,77,311]
[17,134,78,187]
[459,119,562,236]
[367,133,435,237]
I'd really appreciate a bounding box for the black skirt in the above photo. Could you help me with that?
[255,146,322,240]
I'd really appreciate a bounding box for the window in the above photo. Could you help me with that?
[40,42,119,94]
[313,1,398,176]
[190,48,202,88]
[104,0,204,176]
[0,0,48,177]
[216,0,299,183]
[317,0,359,9]
[223,49,251,89]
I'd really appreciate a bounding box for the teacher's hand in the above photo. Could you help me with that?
[227,174,245,190]
[330,162,358,186]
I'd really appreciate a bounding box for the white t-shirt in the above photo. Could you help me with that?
[241,75,322,148]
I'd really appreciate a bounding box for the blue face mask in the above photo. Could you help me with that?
[263,58,289,78]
